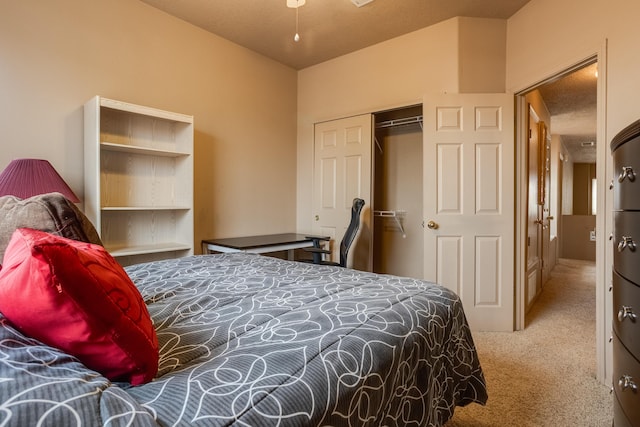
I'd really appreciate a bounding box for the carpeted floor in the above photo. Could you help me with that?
[445,259,613,427]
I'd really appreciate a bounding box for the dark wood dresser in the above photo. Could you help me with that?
[611,119,640,426]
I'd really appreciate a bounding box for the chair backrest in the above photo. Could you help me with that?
[339,198,365,267]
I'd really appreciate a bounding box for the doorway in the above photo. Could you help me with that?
[516,55,607,382]
[519,60,598,323]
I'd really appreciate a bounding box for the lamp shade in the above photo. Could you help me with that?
[0,159,79,202]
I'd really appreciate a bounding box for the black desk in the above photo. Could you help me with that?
[202,233,322,260]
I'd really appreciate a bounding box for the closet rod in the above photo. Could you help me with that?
[375,115,423,129]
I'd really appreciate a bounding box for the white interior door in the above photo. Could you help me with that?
[526,107,542,310]
[312,114,372,269]
[423,93,515,331]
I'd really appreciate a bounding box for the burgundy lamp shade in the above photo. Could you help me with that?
[0,159,79,202]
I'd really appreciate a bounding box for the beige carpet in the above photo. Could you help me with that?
[446,259,613,427]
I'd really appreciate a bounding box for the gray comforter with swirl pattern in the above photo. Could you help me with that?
[0,253,486,426]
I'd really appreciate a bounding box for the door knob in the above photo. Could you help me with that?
[426,220,439,230]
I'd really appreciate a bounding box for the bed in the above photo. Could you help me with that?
[0,194,486,426]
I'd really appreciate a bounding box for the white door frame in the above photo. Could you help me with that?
[514,42,610,384]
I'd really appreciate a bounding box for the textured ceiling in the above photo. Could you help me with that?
[138,0,595,163]
[139,0,531,70]
[537,63,598,163]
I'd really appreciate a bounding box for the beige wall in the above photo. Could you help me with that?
[296,17,507,233]
[551,134,568,240]
[0,0,298,252]
[459,17,507,93]
[561,143,574,215]
[573,163,596,215]
[561,215,596,261]
[507,0,640,134]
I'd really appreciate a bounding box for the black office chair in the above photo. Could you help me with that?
[305,198,365,267]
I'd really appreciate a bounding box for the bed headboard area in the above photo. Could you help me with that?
[0,192,102,260]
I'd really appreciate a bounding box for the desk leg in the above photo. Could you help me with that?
[202,243,210,254]
[287,249,295,261]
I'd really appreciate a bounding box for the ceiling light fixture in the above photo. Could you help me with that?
[286,0,305,42]
[351,0,375,7]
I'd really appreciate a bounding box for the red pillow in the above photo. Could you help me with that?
[0,228,158,385]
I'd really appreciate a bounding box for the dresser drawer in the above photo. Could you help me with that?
[614,393,634,427]
[613,271,640,356]
[613,334,640,423]
[612,142,640,211]
[614,211,640,284]
[612,122,640,211]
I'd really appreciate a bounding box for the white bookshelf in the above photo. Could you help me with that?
[84,96,194,266]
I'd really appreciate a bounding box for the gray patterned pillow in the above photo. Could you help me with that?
[0,192,102,263]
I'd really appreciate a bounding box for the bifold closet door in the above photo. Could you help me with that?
[312,114,372,270]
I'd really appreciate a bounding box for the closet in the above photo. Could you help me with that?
[373,105,423,278]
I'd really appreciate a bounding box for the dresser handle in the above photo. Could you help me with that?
[619,166,636,183]
[618,375,638,392]
[618,306,637,322]
[617,236,637,252]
